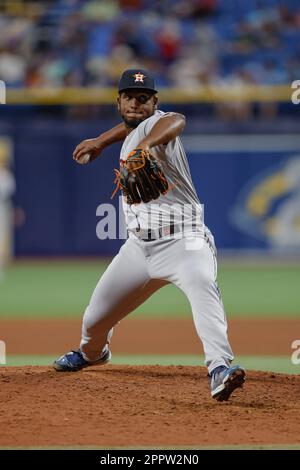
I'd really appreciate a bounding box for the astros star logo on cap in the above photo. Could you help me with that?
[133,72,146,83]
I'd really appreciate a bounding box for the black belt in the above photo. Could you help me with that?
[136,225,176,241]
[133,224,203,242]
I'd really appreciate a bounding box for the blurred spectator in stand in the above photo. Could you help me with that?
[119,0,143,9]
[189,0,218,19]
[215,68,255,121]
[0,46,26,87]
[103,44,138,85]
[156,18,182,65]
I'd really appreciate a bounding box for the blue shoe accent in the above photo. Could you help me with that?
[53,348,111,372]
[210,365,246,401]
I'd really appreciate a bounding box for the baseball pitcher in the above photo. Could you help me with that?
[54,69,246,401]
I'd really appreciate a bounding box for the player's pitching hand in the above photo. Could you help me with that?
[73,138,104,164]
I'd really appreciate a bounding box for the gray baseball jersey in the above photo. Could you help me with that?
[80,110,234,373]
[121,110,203,233]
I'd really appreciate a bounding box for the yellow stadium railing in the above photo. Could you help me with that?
[5,85,292,105]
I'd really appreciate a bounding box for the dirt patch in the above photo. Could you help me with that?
[0,318,298,355]
[0,365,299,448]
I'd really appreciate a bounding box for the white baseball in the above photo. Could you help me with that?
[81,153,91,164]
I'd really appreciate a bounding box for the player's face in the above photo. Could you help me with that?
[117,90,158,128]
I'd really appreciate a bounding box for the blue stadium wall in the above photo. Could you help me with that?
[1,117,300,255]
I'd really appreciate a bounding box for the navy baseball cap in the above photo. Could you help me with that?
[118,69,157,94]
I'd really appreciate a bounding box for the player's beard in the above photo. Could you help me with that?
[122,116,144,129]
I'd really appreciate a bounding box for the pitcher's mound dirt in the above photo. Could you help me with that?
[0,365,299,448]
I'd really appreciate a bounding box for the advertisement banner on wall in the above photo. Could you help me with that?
[185,134,300,252]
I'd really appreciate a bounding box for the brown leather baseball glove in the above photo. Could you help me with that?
[112,148,170,204]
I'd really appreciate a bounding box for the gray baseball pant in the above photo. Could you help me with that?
[80,233,234,373]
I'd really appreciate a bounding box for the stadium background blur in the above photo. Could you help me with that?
[0,0,299,372]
